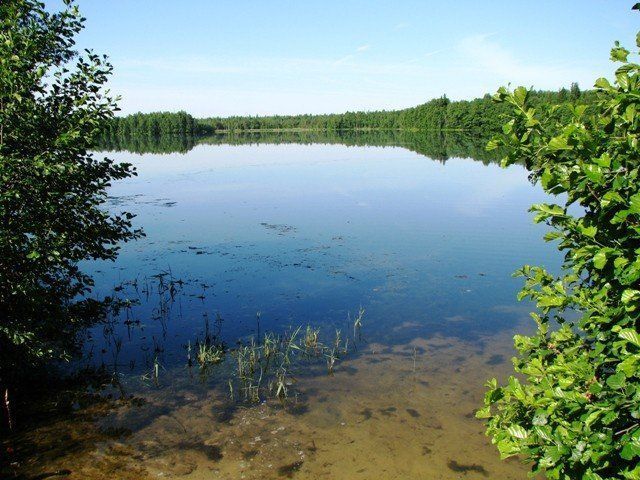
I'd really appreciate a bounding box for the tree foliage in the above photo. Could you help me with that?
[478,37,640,480]
[102,110,199,137]
[0,0,141,384]
[195,89,597,134]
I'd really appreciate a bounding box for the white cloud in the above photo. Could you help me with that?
[332,54,355,67]
[356,44,371,52]
[455,33,594,90]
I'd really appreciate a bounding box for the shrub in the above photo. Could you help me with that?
[0,0,141,392]
[478,32,640,480]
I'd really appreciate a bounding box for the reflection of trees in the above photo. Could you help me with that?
[96,130,502,164]
[97,134,197,154]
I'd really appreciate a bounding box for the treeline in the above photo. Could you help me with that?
[101,83,597,140]
[101,111,201,137]
[200,83,596,133]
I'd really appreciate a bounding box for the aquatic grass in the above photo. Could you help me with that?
[326,349,336,375]
[153,355,160,386]
[106,273,367,403]
[140,354,164,387]
[302,325,320,354]
[333,329,342,356]
[225,321,358,402]
[274,367,290,400]
[352,306,365,340]
[196,342,225,367]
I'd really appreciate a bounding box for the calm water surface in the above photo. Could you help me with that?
[19,138,558,479]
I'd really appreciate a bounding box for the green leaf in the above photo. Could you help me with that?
[583,164,604,184]
[629,193,640,214]
[580,225,597,238]
[593,153,611,168]
[611,46,630,62]
[486,139,501,151]
[620,437,640,460]
[619,329,640,347]
[622,289,640,304]
[548,136,572,151]
[593,250,608,269]
[475,405,491,418]
[606,372,626,389]
[618,355,639,376]
[602,191,624,208]
[532,203,565,216]
[507,424,528,439]
[513,86,528,106]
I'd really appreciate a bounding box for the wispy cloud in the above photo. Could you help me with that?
[117,57,249,75]
[117,53,444,80]
[455,32,592,88]
[394,22,409,30]
[423,47,450,58]
[332,54,355,67]
[404,47,452,65]
[332,43,371,68]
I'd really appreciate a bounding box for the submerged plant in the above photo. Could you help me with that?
[196,342,225,367]
[275,367,289,400]
[333,329,342,355]
[302,325,320,353]
[326,349,336,376]
[353,306,365,340]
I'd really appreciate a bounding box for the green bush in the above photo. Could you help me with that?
[0,0,141,388]
[478,35,640,480]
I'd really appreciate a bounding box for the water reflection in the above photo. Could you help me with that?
[7,133,553,479]
[97,130,501,164]
[87,139,552,374]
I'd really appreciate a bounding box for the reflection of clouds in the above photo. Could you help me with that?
[491,304,533,322]
[449,161,532,217]
[391,320,422,332]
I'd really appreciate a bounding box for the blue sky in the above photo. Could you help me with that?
[50,1,638,116]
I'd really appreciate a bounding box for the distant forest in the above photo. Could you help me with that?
[101,83,595,139]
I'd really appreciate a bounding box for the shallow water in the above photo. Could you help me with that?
[9,135,558,479]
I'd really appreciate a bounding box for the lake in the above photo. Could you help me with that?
[21,133,557,479]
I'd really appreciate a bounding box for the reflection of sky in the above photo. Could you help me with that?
[87,144,559,371]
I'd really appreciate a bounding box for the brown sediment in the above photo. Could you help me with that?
[5,329,530,480]
[359,408,374,421]
[378,406,397,416]
[278,460,304,477]
[447,459,489,476]
[486,354,506,365]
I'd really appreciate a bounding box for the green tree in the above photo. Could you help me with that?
[570,82,582,101]
[478,37,640,480]
[0,0,141,400]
